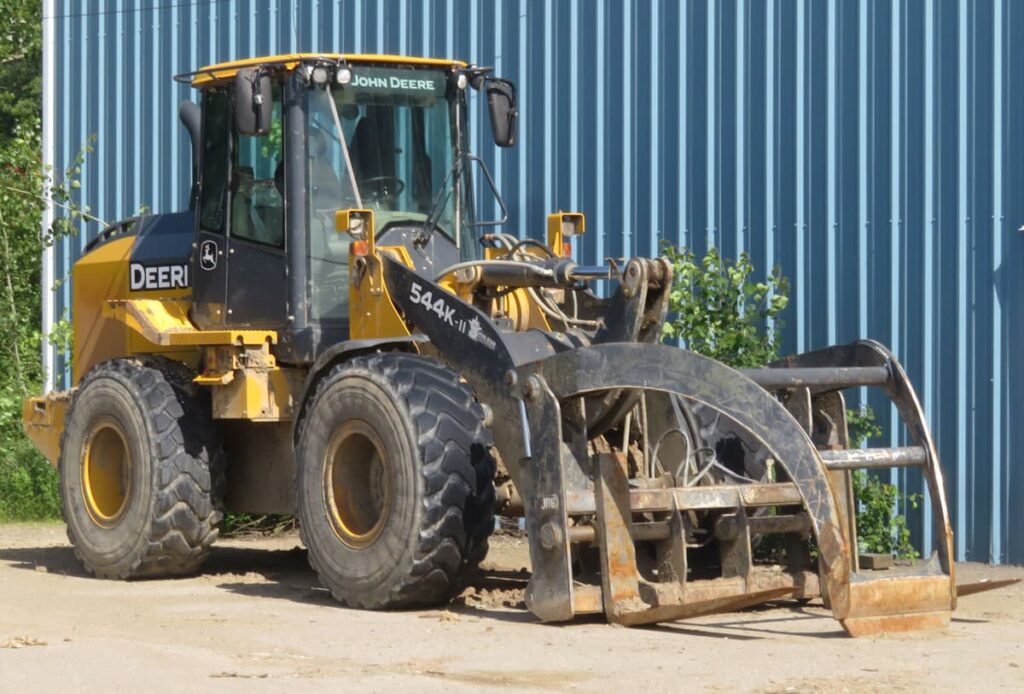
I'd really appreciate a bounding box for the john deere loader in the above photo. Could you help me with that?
[22,53,987,636]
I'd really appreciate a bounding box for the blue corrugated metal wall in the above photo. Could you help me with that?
[44,0,1022,564]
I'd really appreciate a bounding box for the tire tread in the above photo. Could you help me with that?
[60,357,224,579]
[297,352,495,608]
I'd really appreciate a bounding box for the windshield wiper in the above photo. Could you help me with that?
[325,84,363,209]
[414,156,462,248]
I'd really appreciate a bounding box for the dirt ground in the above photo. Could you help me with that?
[1,523,1021,692]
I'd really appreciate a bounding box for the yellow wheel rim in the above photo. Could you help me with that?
[81,418,131,527]
[324,421,391,548]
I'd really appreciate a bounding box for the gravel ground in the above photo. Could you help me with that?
[1,522,1021,692]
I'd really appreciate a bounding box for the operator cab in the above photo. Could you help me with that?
[176,54,516,364]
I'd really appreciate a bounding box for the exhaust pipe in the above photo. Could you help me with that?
[179,100,201,210]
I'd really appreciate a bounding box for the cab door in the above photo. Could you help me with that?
[191,89,229,329]
[224,89,287,329]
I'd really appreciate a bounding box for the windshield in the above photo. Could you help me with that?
[306,66,470,321]
[308,67,461,225]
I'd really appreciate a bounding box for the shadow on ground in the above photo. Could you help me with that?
[0,541,852,637]
[0,541,311,583]
[0,545,90,577]
[216,559,542,625]
[661,605,848,639]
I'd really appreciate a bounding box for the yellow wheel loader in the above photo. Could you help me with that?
[21,53,1002,635]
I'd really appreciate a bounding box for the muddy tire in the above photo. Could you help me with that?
[58,358,224,579]
[296,353,495,609]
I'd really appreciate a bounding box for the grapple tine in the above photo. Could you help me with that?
[956,577,1022,598]
[613,588,797,627]
[593,451,644,622]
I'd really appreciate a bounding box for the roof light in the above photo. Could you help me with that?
[311,65,330,85]
[336,66,352,85]
[456,73,468,90]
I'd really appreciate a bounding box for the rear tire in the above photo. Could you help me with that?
[296,353,495,609]
[58,358,224,578]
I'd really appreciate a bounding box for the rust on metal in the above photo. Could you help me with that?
[565,482,804,515]
[615,588,798,627]
[841,611,951,637]
[571,585,604,614]
[593,452,643,621]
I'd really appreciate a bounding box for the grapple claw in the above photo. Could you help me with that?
[512,342,961,635]
[382,256,985,636]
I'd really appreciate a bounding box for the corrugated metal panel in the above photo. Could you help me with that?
[43,0,1022,564]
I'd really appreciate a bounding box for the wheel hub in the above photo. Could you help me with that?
[324,421,391,548]
[81,418,131,527]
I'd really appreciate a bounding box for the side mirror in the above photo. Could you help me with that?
[485,78,517,148]
[232,68,272,136]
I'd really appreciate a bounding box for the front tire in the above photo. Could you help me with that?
[296,353,495,609]
[58,358,224,578]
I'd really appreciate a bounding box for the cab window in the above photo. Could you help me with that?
[199,89,229,233]
[230,88,284,247]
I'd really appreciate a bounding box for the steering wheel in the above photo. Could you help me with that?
[360,176,406,204]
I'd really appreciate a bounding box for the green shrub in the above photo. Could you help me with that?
[851,470,919,559]
[0,435,60,521]
[661,245,789,367]
[220,512,295,537]
[846,405,883,447]
[661,246,918,559]
[846,405,920,558]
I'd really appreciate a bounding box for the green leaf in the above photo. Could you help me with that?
[661,243,790,369]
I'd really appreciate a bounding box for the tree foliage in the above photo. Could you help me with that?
[0,0,41,149]
[0,0,45,518]
[0,1,94,520]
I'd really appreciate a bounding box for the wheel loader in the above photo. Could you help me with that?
[21,53,1006,636]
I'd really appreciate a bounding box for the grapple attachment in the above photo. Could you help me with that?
[515,341,955,636]
[382,253,964,637]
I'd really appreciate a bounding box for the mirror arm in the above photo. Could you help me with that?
[468,154,508,228]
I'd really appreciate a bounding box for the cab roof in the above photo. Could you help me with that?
[180,53,467,87]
